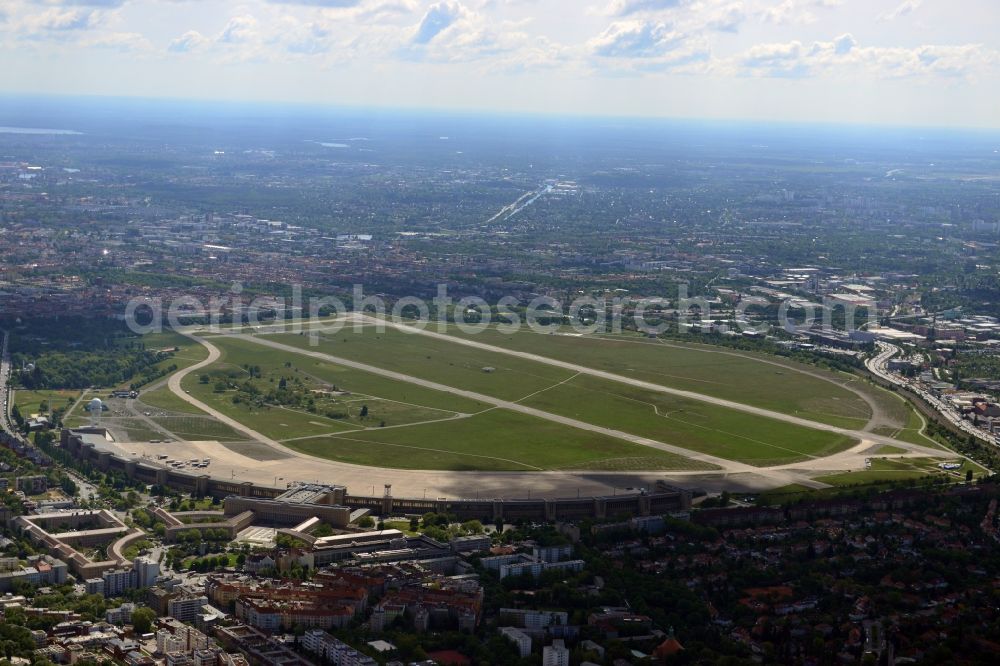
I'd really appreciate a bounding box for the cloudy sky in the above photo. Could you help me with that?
[1,0,998,127]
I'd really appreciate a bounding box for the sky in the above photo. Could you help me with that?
[0,0,998,128]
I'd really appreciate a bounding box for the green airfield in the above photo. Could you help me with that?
[443,325,874,428]
[270,323,874,428]
[180,336,712,471]
[26,318,956,474]
[287,409,709,472]
[166,324,888,471]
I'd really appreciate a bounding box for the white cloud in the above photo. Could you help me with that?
[589,20,685,58]
[278,18,333,55]
[761,0,841,25]
[608,0,686,17]
[735,33,995,80]
[167,29,208,53]
[701,1,745,33]
[21,7,98,32]
[411,1,468,44]
[878,0,921,23]
[266,0,360,6]
[29,1,125,6]
[354,0,419,20]
[82,30,151,51]
[587,19,709,74]
[739,38,808,76]
[218,14,257,44]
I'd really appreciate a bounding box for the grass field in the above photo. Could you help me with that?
[187,336,718,470]
[817,457,971,486]
[140,330,210,373]
[150,416,247,441]
[61,389,103,421]
[34,324,943,474]
[13,389,81,418]
[287,409,717,472]
[518,374,856,466]
[259,331,859,466]
[136,386,207,415]
[424,324,875,429]
[112,418,164,443]
[181,336,482,442]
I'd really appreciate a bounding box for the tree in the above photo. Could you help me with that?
[59,475,78,496]
[10,404,22,427]
[966,469,974,483]
[131,607,156,634]
[461,520,484,534]
[199,374,210,384]
[359,404,369,418]
[357,515,375,528]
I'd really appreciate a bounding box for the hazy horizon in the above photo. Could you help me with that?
[1,1,999,129]
[4,92,1000,138]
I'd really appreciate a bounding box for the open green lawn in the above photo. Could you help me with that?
[889,403,948,450]
[13,389,81,418]
[61,389,104,420]
[267,328,579,403]
[105,331,210,391]
[520,374,856,466]
[150,416,247,441]
[136,386,207,415]
[106,418,163,443]
[289,409,718,472]
[261,330,858,466]
[817,457,970,486]
[142,331,209,372]
[383,520,419,536]
[405,324,876,429]
[181,336,480,442]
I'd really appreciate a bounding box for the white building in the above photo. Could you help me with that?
[499,626,532,658]
[133,557,160,588]
[102,569,133,597]
[543,639,570,666]
[301,629,376,666]
[499,608,569,630]
[157,629,185,655]
[85,578,105,596]
[105,602,136,625]
[168,596,210,623]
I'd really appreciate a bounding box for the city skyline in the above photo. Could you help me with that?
[0,0,999,128]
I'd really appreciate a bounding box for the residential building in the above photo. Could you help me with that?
[499,627,532,658]
[542,639,570,666]
[168,596,210,623]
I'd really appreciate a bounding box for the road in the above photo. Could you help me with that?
[65,469,99,502]
[1,330,17,437]
[866,340,994,444]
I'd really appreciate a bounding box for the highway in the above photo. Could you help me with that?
[1,329,16,437]
[865,340,994,444]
